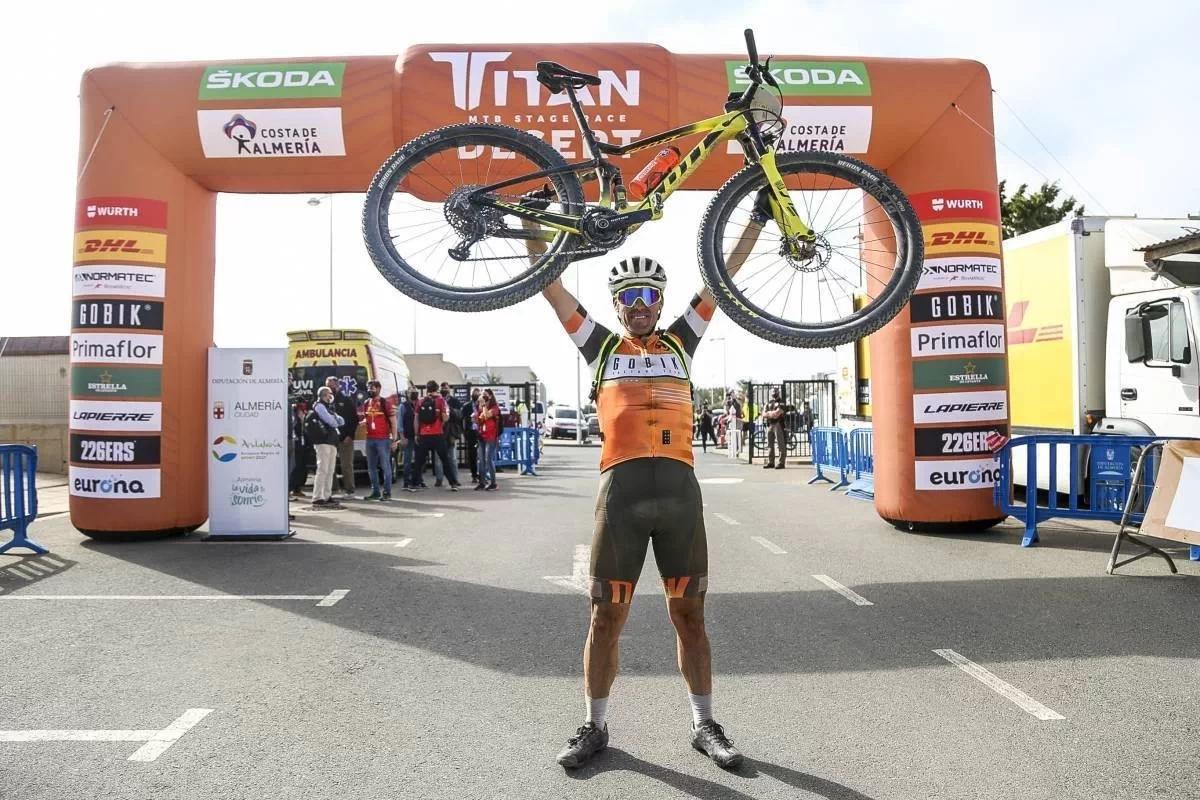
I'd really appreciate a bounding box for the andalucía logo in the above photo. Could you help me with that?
[212,435,238,462]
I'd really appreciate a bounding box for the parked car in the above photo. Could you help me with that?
[587,414,601,438]
[543,407,590,441]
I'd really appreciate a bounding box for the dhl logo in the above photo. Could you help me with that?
[74,230,167,265]
[1007,300,1065,344]
[923,222,1001,256]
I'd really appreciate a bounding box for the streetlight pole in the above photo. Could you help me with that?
[306,194,334,327]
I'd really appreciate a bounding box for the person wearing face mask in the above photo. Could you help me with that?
[362,380,398,501]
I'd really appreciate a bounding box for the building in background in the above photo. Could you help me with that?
[460,365,547,404]
[402,353,465,387]
[0,336,69,474]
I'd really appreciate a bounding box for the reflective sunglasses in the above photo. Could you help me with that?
[616,286,662,307]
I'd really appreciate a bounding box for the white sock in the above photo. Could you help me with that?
[689,693,713,727]
[586,695,608,729]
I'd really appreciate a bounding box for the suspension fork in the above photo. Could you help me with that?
[756,149,813,246]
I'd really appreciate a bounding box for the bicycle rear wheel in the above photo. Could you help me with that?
[697,151,923,348]
[362,123,585,312]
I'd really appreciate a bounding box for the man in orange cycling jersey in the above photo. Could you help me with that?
[541,223,760,769]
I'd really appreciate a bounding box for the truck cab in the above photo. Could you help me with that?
[1096,222,1200,439]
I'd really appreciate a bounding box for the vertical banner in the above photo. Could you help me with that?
[206,348,291,539]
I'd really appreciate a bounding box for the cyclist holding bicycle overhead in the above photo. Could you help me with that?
[540,218,762,769]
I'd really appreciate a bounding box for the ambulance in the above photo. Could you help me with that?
[287,329,411,462]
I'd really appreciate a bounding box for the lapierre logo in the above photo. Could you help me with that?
[915,458,1001,491]
[71,334,163,365]
[911,324,1006,357]
[916,257,1002,291]
[429,52,640,110]
[73,300,164,331]
[70,400,162,432]
[68,467,161,499]
[912,390,1008,424]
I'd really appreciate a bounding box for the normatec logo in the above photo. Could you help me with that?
[428,52,640,111]
[916,257,1002,292]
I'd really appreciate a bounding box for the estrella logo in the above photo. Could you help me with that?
[211,435,238,462]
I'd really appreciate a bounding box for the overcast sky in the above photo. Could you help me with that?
[5,0,1196,404]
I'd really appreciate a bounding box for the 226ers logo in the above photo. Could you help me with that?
[73,230,167,264]
[923,222,1001,256]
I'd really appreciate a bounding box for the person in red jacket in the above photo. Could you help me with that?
[474,388,501,491]
[362,380,398,500]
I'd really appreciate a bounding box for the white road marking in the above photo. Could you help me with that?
[751,536,787,554]
[39,556,66,568]
[0,592,350,607]
[699,478,744,485]
[713,513,740,526]
[543,544,591,594]
[7,567,36,580]
[933,649,1065,721]
[209,540,411,546]
[0,708,212,762]
[22,562,53,575]
[395,538,413,548]
[812,575,874,606]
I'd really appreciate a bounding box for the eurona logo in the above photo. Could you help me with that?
[72,477,147,496]
[212,435,238,462]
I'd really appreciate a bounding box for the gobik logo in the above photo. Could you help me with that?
[211,435,238,462]
[428,52,639,110]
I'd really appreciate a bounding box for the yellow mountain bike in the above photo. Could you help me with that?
[363,29,922,347]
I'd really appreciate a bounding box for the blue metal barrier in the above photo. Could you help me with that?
[808,427,849,491]
[844,427,875,501]
[496,428,540,475]
[994,434,1169,547]
[0,444,47,556]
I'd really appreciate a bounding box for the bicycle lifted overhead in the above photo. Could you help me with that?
[362,29,923,348]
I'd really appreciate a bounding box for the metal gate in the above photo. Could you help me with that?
[745,379,836,463]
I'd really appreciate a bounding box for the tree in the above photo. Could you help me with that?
[484,372,504,384]
[1000,180,1084,239]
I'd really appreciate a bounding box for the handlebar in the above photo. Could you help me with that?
[744,28,759,66]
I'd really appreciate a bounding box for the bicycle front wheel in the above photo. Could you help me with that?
[697,151,923,348]
[362,123,586,312]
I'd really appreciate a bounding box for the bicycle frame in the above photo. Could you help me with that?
[469,104,812,244]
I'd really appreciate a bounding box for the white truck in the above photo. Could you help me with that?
[1004,216,1200,488]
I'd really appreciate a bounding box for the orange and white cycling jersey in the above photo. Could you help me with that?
[561,294,715,471]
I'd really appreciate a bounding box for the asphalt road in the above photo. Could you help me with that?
[1,445,1198,800]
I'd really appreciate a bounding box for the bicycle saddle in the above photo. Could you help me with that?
[536,61,601,92]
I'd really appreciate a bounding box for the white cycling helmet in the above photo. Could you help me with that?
[608,256,667,294]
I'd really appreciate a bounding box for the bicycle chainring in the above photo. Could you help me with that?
[580,208,628,250]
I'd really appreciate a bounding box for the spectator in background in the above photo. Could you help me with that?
[475,388,501,491]
[362,380,397,501]
[324,376,359,499]
[762,388,788,470]
[464,388,482,485]
[290,398,312,498]
[698,403,716,453]
[441,382,465,483]
[399,389,423,490]
[411,380,462,492]
[726,391,744,458]
[743,391,758,454]
[308,386,344,509]
[516,398,530,428]
[801,400,814,442]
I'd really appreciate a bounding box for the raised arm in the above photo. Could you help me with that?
[524,221,580,323]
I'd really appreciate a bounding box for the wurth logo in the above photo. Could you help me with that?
[428,51,640,111]
[931,197,984,212]
[86,205,139,219]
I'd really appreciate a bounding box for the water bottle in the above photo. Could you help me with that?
[628,146,681,200]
